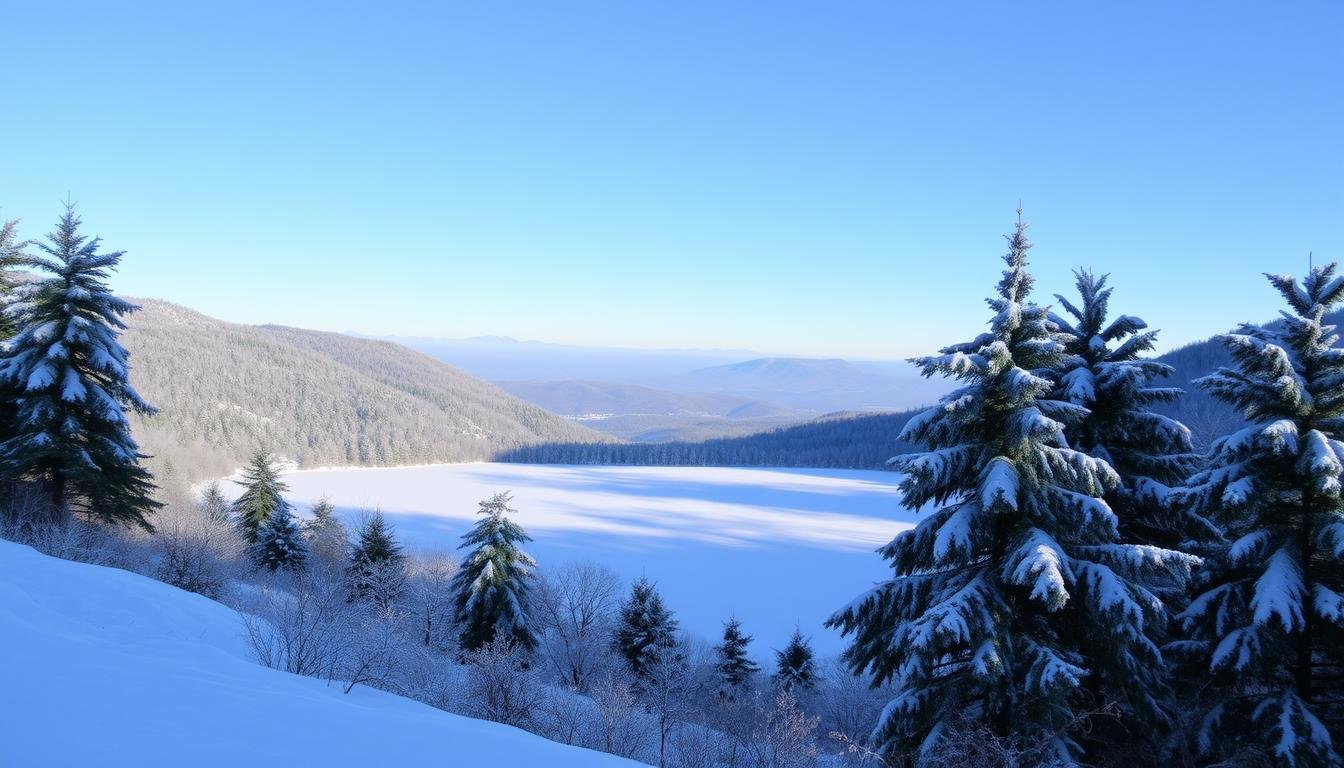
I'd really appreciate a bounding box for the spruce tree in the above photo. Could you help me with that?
[1174,266,1344,767]
[0,218,28,341]
[715,617,760,693]
[348,511,406,608]
[1050,269,1211,551]
[231,451,289,544]
[302,497,349,564]
[0,205,160,528]
[0,218,29,452]
[773,628,818,690]
[613,576,680,678]
[199,481,231,525]
[251,501,307,571]
[828,215,1196,765]
[450,492,538,653]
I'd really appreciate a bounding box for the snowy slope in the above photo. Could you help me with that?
[220,463,917,653]
[0,538,641,767]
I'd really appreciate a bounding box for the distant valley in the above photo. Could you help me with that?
[378,334,954,442]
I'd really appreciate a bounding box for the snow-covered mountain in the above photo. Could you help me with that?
[0,538,640,768]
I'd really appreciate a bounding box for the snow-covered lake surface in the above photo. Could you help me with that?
[228,462,913,656]
[229,463,916,654]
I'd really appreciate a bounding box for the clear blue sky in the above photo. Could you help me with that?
[3,1,1340,358]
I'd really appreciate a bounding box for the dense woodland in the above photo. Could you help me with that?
[3,206,1344,767]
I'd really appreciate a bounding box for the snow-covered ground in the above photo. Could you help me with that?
[0,537,642,767]
[224,463,916,654]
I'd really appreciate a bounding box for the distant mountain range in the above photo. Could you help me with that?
[121,300,614,483]
[494,380,793,419]
[666,357,950,412]
[370,334,954,441]
[372,334,758,382]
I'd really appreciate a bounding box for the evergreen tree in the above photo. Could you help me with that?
[199,481,231,525]
[348,511,406,608]
[828,215,1196,766]
[773,627,818,690]
[715,617,760,692]
[0,218,28,341]
[1050,269,1211,551]
[231,451,289,544]
[450,492,538,653]
[251,501,307,571]
[1173,266,1344,767]
[0,218,29,452]
[613,576,680,678]
[0,205,160,528]
[302,497,349,564]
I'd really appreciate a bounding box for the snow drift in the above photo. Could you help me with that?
[0,538,640,767]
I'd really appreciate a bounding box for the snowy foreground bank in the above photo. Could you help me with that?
[224,463,916,652]
[0,538,640,767]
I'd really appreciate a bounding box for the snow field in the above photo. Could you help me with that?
[228,463,917,654]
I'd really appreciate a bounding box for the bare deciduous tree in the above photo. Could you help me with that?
[406,550,458,650]
[242,570,350,679]
[644,643,703,768]
[463,636,545,729]
[535,560,621,691]
[152,495,243,600]
[589,667,652,759]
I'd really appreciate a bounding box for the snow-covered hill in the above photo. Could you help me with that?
[0,538,641,767]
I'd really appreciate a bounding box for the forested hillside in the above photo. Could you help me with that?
[121,300,613,482]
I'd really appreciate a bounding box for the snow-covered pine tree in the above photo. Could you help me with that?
[0,205,160,528]
[0,218,29,450]
[231,451,289,544]
[773,627,818,690]
[828,215,1197,766]
[613,576,680,679]
[199,481,231,525]
[348,511,407,610]
[302,497,349,565]
[1173,266,1344,767]
[0,218,28,341]
[251,500,307,571]
[451,492,538,653]
[715,617,760,694]
[1050,269,1211,551]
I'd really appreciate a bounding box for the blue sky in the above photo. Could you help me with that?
[3,1,1340,358]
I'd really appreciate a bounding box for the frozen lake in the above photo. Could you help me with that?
[226,463,917,655]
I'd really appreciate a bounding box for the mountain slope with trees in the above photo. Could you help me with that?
[119,299,614,482]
